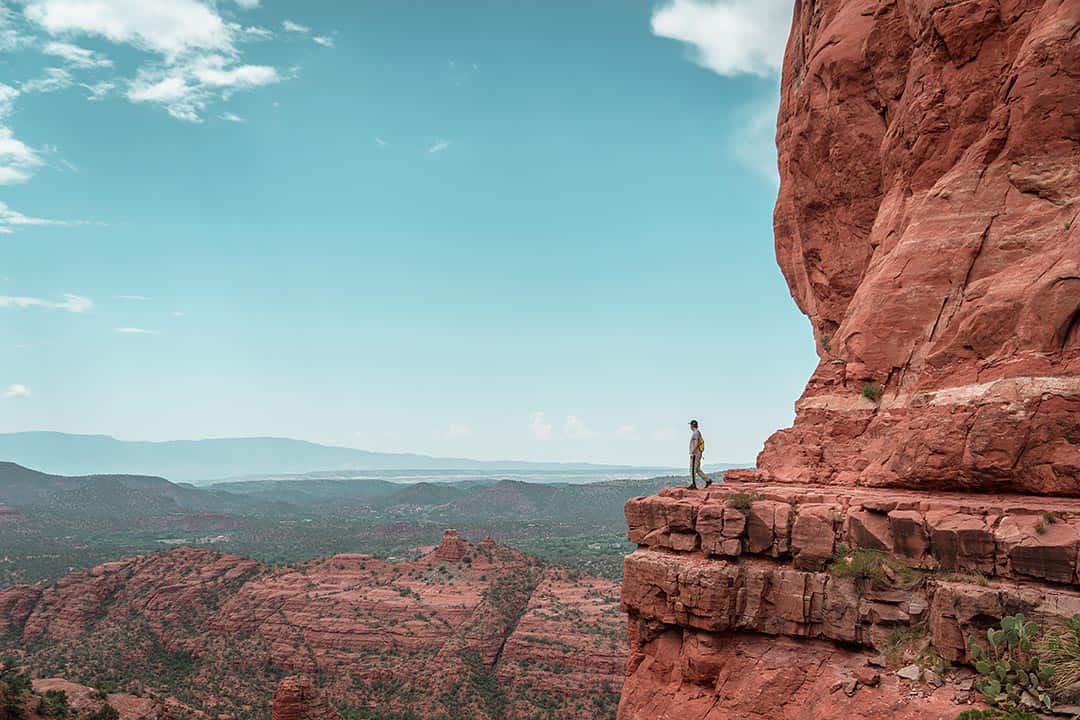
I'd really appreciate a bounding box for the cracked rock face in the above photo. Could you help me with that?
[760,0,1080,494]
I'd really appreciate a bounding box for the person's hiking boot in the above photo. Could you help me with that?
[704,478,713,488]
[686,482,698,490]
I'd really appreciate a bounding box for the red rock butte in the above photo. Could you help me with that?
[758,0,1079,495]
[271,676,341,720]
[618,1,1079,718]
[435,528,468,561]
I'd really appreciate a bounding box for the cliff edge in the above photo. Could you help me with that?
[761,0,1079,494]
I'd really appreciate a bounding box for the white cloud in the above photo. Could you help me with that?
[0,86,44,186]
[220,111,245,123]
[171,310,185,317]
[25,0,233,59]
[0,3,32,51]
[115,294,151,301]
[0,127,43,185]
[374,137,387,147]
[428,139,450,154]
[127,57,280,122]
[312,36,333,48]
[651,0,793,77]
[115,326,158,334]
[732,94,781,184]
[42,41,113,69]
[3,384,30,399]
[190,56,278,88]
[233,0,260,8]
[0,200,82,233]
[282,20,310,34]
[24,0,285,121]
[615,424,640,439]
[0,293,93,313]
[20,67,74,94]
[529,411,553,440]
[81,80,115,100]
[563,415,593,439]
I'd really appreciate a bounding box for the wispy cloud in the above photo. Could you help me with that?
[529,411,553,440]
[281,20,310,34]
[0,293,93,313]
[312,35,334,48]
[731,95,780,185]
[115,327,159,334]
[3,384,29,399]
[0,85,44,186]
[81,80,115,101]
[115,295,151,301]
[651,0,793,77]
[127,55,281,122]
[220,111,245,123]
[24,0,285,122]
[374,137,387,147]
[42,41,113,69]
[21,67,75,94]
[563,415,593,439]
[615,424,640,439]
[428,139,450,154]
[0,200,84,234]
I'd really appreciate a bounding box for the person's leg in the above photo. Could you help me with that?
[687,456,698,488]
[694,456,710,485]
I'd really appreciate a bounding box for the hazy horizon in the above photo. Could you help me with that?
[0,0,809,468]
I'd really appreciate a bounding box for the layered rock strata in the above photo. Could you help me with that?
[270,676,341,720]
[761,0,1080,493]
[618,485,1080,718]
[0,541,624,720]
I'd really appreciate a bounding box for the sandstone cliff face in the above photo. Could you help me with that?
[0,541,624,720]
[618,485,1080,719]
[762,0,1080,494]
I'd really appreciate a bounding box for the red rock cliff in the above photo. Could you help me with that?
[761,0,1079,494]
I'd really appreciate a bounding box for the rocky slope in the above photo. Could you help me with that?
[618,484,1080,719]
[0,532,624,720]
[761,0,1079,494]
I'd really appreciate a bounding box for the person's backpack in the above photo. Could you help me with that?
[698,435,705,456]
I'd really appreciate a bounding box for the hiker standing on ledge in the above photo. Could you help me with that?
[688,419,713,489]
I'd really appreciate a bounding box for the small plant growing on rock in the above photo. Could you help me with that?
[829,546,888,584]
[1035,613,1080,704]
[819,333,832,352]
[969,614,1054,713]
[726,492,758,513]
[862,382,883,403]
[829,545,923,590]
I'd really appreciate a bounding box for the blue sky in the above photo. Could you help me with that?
[0,0,810,466]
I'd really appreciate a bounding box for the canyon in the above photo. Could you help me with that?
[617,0,1079,717]
[0,531,624,720]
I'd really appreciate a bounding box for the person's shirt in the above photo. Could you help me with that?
[690,429,703,455]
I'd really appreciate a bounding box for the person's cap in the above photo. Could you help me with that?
[689,419,698,427]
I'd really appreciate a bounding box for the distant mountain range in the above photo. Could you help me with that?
[0,431,726,484]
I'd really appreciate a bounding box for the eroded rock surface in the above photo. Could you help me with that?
[762,0,1080,494]
[618,486,1080,719]
[270,676,340,720]
[0,542,624,720]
